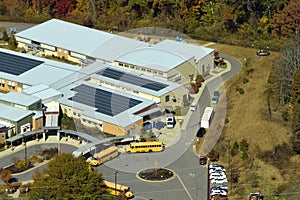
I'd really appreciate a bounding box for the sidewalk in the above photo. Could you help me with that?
[0,136,86,160]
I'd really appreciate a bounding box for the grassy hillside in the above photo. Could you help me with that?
[207,43,300,199]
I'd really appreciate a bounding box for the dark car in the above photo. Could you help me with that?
[199,156,207,165]
[196,127,206,137]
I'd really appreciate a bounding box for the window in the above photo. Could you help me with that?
[147,69,151,73]
[0,79,4,87]
[73,112,76,116]
[130,65,135,69]
[159,72,163,76]
[119,63,124,66]
[136,66,140,70]
[125,64,129,68]
[165,95,170,102]
[141,68,146,71]
[153,71,158,74]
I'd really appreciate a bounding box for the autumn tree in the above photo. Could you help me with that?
[271,0,300,38]
[29,153,111,200]
[0,169,12,184]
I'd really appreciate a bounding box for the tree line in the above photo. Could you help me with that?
[0,0,299,49]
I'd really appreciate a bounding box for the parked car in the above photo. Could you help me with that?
[210,177,228,184]
[209,164,225,171]
[209,172,227,180]
[209,169,226,175]
[211,194,228,200]
[190,102,198,112]
[196,127,206,137]
[211,96,219,104]
[256,49,270,56]
[214,91,220,98]
[199,156,207,165]
[211,185,228,192]
[212,91,220,104]
[210,189,227,196]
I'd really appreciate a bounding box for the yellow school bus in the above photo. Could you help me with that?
[90,146,119,166]
[125,141,165,153]
[103,180,134,199]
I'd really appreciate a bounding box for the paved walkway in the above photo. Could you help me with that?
[0,136,85,160]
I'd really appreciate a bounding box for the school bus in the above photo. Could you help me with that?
[89,146,119,166]
[103,180,134,199]
[125,141,165,153]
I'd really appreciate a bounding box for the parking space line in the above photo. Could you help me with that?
[177,174,193,200]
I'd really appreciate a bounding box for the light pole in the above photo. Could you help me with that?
[114,171,118,199]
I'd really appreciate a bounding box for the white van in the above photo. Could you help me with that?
[166,113,174,128]
[190,102,198,112]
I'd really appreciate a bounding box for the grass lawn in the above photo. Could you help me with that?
[203,42,299,199]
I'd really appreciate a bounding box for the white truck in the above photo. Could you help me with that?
[200,107,214,129]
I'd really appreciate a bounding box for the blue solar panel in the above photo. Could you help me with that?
[69,84,142,116]
[97,68,168,91]
[0,51,43,75]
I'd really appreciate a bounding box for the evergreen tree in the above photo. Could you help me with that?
[8,35,17,49]
[2,30,8,41]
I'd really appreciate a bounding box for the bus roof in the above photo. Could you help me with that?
[103,180,129,190]
[129,141,163,145]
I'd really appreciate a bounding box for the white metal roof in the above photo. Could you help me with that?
[115,47,192,72]
[154,39,214,62]
[0,92,40,107]
[0,103,34,122]
[23,84,62,103]
[15,19,114,56]
[89,35,149,62]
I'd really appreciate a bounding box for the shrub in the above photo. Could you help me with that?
[236,85,245,94]
[240,139,249,152]
[207,149,219,162]
[243,77,249,84]
[189,82,199,94]
[241,151,249,160]
[231,168,240,183]
[231,141,239,156]
[16,159,27,169]
[225,118,229,124]
[245,68,254,75]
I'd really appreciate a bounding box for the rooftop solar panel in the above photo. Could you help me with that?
[97,68,168,91]
[69,84,142,116]
[0,51,43,75]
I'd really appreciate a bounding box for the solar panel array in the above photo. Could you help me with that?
[69,84,142,116]
[97,68,168,91]
[0,51,44,75]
